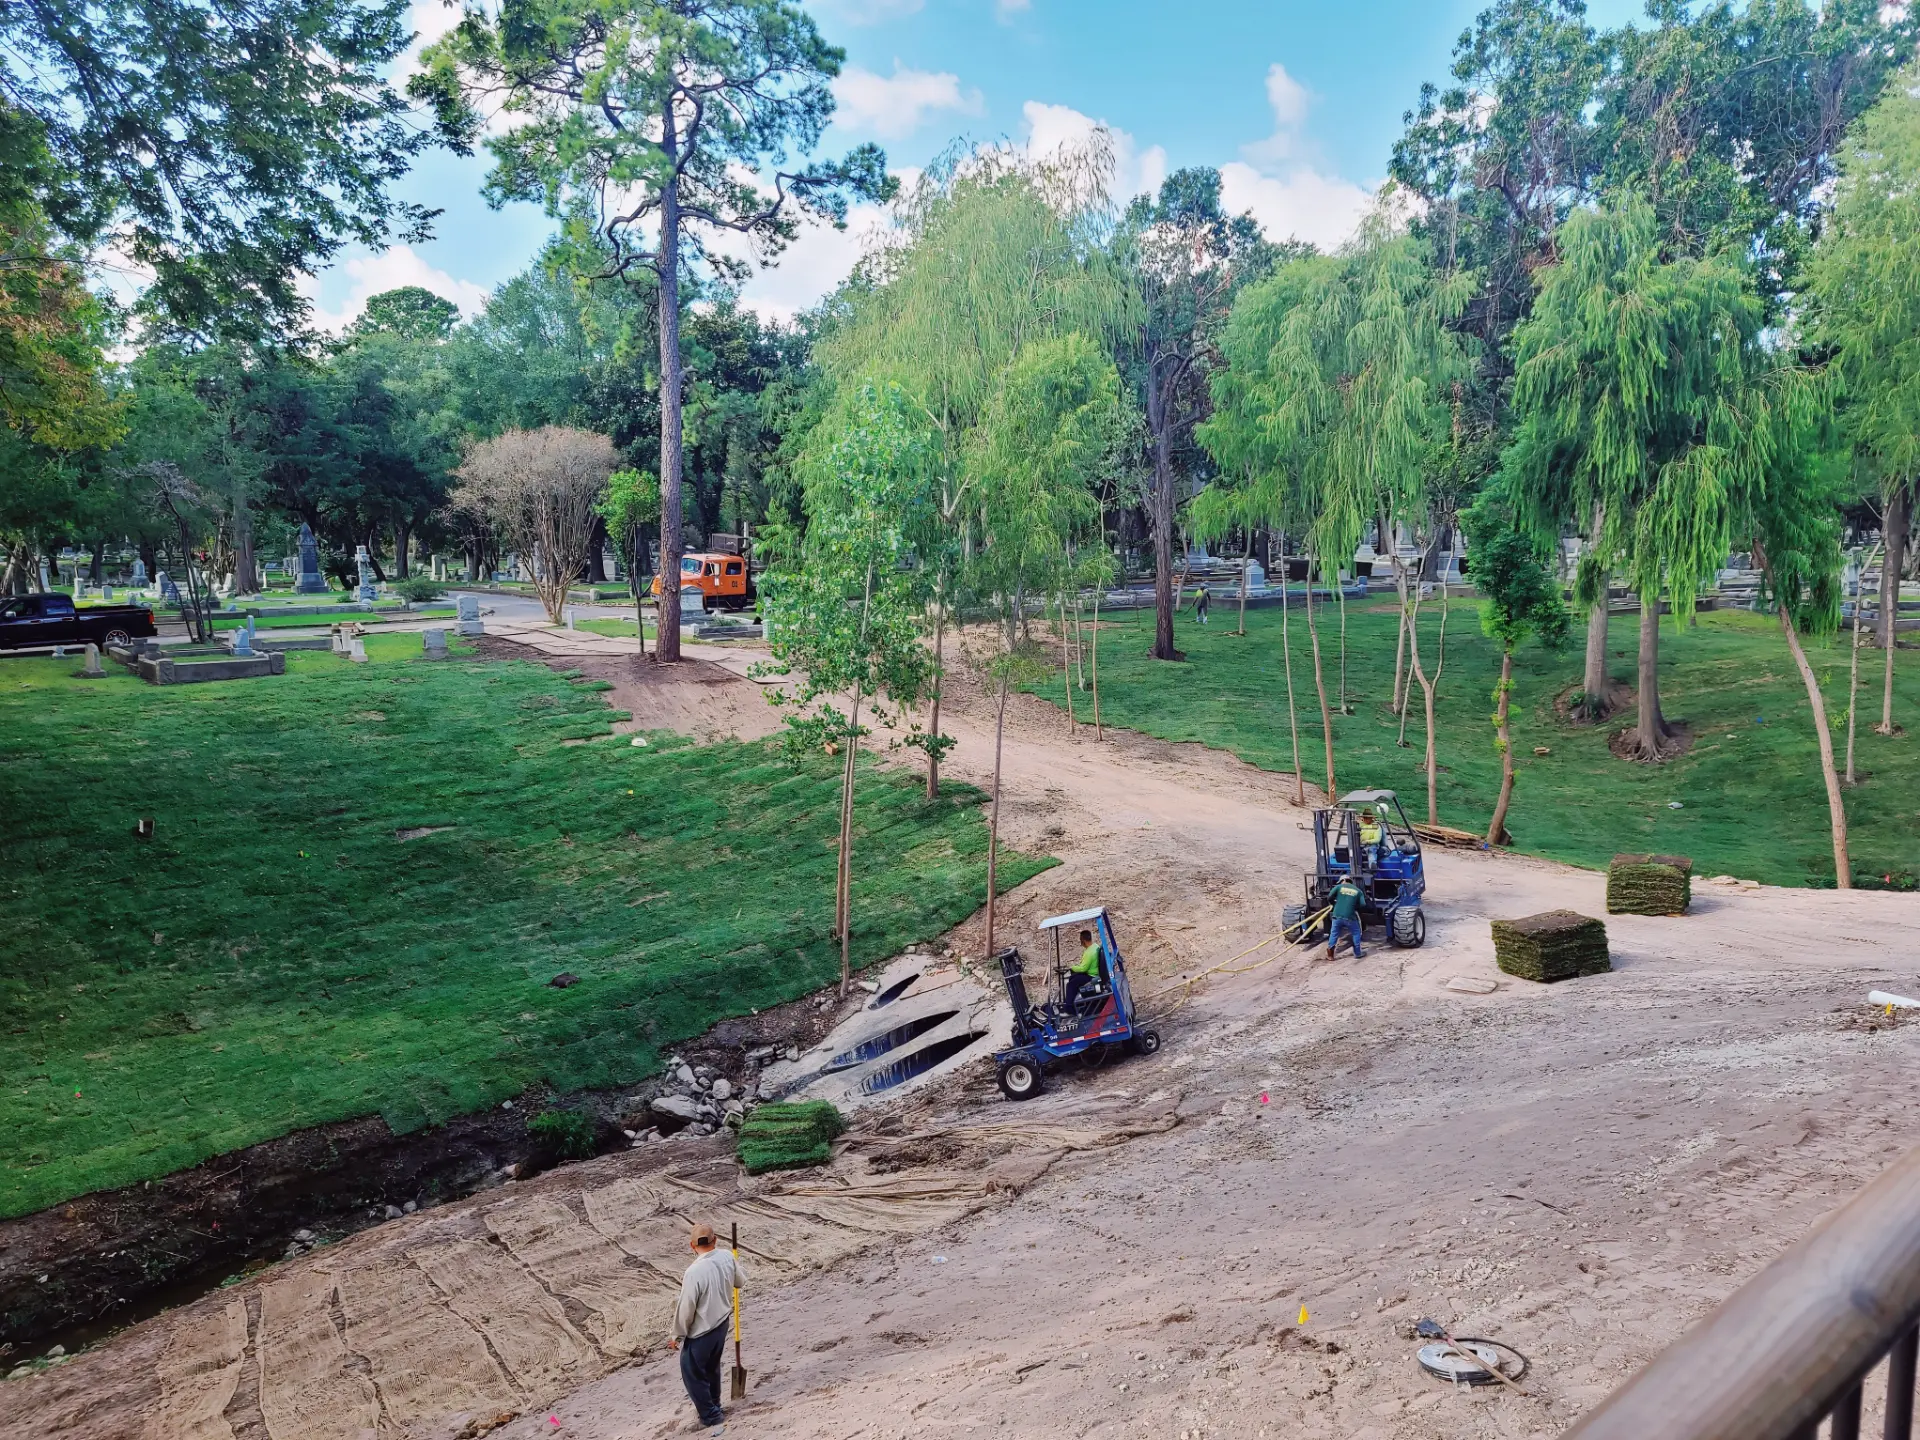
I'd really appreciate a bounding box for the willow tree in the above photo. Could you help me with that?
[1805,62,1920,740]
[759,383,935,993]
[1502,194,1762,761]
[967,332,1121,957]
[818,149,1136,796]
[1201,220,1472,802]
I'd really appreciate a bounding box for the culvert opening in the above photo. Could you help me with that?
[858,1030,988,1094]
[867,972,921,1010]
[822,1009,959,1073]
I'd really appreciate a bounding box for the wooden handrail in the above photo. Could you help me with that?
[1564,1145,1920,1439]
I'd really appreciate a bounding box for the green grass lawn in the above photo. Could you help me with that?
[576,617,652,640]
[0,641,1047,1217]
[210,608,456,630]
[1027,599,1920,888]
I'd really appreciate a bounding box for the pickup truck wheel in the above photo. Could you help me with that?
[104,628,132,647]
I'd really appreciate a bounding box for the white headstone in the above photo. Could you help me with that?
[565,606,576,630]
[349,635,368,663]
[422,628,448,658]
[456,594,483,636]
[79,642,104,678]
[679,585,705,615]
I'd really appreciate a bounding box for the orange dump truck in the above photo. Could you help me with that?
[651,552,756,611]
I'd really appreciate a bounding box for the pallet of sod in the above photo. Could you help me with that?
[1607,853,1693,916]
[737,1101,846,1175]
[1491,911,1611,983]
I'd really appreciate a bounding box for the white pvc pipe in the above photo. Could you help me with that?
[1868,990,1920,1009]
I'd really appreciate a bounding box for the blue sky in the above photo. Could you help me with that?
[305,0,1649,329]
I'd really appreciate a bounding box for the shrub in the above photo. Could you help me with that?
[527,1107,597,1160]
[393,577,446,603]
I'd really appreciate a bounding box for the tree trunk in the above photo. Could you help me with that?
[1281,566,1302,804]
[834,558,878,996]
[1059,596,1077,734]
[1580,598,1622,721]
[586,516,608,583]
[1847,544,1878,784]
[925,596,946,797]
[1090,587,1103,741]
[630,527,648,660]
[1408,595,1446,827]
[1335,566,1350,713]
[1628,594,1675,760]
[1146,375,1181,662]
[89,539,104,584]
[654,101,686,664]
[1236,543,1249,636]
[984,670,1010,958]
[1759,542,1851,888]
[1486,649,1515,847]
[1391,557,1409,716]
[1303,551,1336,801]
[1879,481,1908,735]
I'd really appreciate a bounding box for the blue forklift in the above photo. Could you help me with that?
[1283,788,1429,949]
[992,907,1160,1101]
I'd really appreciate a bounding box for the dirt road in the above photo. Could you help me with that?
[13,636,1920,1439]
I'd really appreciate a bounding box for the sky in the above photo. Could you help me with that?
[303,0,1650,332]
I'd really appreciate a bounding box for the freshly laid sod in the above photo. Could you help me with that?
[0,640,1047,1217]
[1028,600,1919,887]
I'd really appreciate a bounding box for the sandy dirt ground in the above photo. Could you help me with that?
[13,629,1920,1440]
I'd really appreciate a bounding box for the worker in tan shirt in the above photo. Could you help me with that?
[671,1222,742,1431]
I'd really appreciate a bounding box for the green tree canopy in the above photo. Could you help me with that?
[351,288,462,343]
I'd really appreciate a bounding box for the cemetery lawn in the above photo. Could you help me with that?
[1032,602,1920,888]
[209,608,456,630]
[577,618,653,640]
[0,641,1048,1217]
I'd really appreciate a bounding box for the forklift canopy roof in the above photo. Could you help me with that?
[1039,907,1108,930]
[1337,789,1403,808]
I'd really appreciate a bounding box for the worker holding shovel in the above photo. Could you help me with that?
[670,1222,743,1432]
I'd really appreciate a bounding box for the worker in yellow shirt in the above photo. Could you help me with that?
[1065,927,1104,1011]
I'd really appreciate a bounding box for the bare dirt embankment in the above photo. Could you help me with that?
[13,634,1920,1440]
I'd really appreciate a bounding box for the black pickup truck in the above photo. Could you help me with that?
[0,592,158,650]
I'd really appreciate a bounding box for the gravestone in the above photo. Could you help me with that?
[354,545,376,604]
[131,558,148,587]
[422,628,448,659]
[295,523,327,594]
[565,606,577,630]
[349,635,368,663]
[157,571,182,605]
[231,617,257,657]
[102,585,113,601]
[456,594,484,637]
[38,560,50,592]
[77,643,105,679]
[680,585,706,615]
[431,554,447,582]
[1244,560,1267,594]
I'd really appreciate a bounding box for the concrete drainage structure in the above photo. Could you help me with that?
[759,954,1008,1110]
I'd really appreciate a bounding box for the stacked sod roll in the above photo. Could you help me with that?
[1491,910,1611,982]
[1606,853,1693,915]
[736,1100,846,1175]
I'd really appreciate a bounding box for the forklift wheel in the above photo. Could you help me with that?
[1390,906,1427,948]
[997,1059,1043,1101]
[1131,1029,1162,1057]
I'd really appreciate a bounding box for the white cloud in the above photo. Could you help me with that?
[397,0,463,79]
[812,0,924,23]
[1018,101,1164,206]
[831,63,982,140]
[1219,162,1371,251]
[732,171,920,324]
[303,245,492,335]
[997,0,1032,17]
[1226,60,1371,250]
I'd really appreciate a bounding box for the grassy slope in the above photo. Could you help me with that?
[0,635,1047,1216]
[1029,599,1919,888]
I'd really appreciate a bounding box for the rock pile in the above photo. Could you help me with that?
[1491,910,1611,983]
[637,1054,752,1141]
[1606,853,1693,915]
